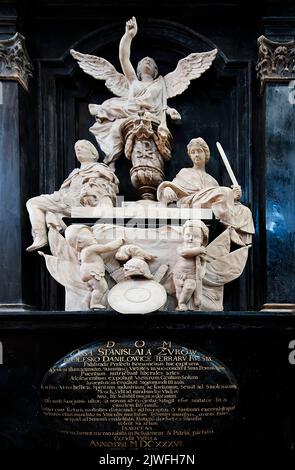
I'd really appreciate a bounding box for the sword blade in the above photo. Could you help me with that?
[216,141,239,187]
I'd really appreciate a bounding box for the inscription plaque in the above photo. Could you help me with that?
[41,339,238,449]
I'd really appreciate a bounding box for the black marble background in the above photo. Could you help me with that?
[0,1,295,462]
[0,311,294,459]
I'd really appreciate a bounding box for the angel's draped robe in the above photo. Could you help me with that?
[157,167,254,244]
[89,76,166,164]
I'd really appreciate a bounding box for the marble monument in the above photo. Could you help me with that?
[27,17,254,314]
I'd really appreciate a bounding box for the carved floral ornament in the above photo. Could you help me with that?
[0,32,33,91]
[257,35,295,91]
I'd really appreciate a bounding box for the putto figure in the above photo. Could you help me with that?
[71,17,217,199]
[173,220,208,311]
[76,227,124,309]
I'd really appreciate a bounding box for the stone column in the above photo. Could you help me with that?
[257,34,295,311]
[0,31,34,309]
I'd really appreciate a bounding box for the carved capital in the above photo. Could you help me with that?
[257,35,295,91]
[0,32,33,91]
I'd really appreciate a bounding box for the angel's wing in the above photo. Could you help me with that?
[39,254,88,295]
[48,228,78,264]
[42,228,86,293]
[206,227,231,262]
[70,49,129,97]
[203,246,250,287]
[164,49,217,99]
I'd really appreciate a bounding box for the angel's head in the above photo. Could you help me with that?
[137,57,158,80]
[187,138,210,167]
[74,139,99,164]
[182,220,209,247]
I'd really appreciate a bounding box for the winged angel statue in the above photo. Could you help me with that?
[71,17,217,168]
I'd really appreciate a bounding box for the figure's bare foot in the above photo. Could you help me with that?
[91,304,106,310]
[26,237,48,252]
[194,297,201,308]
[176,303,187,311]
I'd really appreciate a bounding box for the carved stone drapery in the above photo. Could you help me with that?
[257,35,295,91]
[0,32,33,91]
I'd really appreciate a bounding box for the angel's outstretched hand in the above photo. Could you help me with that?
[125,16,138,38]
[167,107,181,121]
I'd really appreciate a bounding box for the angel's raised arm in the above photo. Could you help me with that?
[119,16,138,83]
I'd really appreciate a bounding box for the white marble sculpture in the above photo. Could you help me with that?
[26,140,119,252]
[116,244,155,279]
[27,16,254,314]
[174,220,209,311]
[71,17,217,199]
[76,227,124,309]
[39,226,124,310]
[157,137,255,245]
[94,223,250,312]
[107,279,168,314]
[107,243,168,313]
[172,219,251,311]
[38,221,250,312]
[198,227,250,311]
